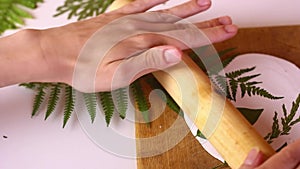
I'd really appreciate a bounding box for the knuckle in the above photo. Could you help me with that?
[143,49,164,68]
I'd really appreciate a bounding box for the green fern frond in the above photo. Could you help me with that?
[44,83,62,120]
[83,93,97,123]
[220,53,239,70]
[113,88,128,119]
[247,86,283,100]
[224,66,283,101]
[0,0,42,34]
[237,74,260,82]
[195,129,206,139]
[98,91,114,126]
[131,80,150,124]
[54,0,114,20]
[31,83,47,117]
[229,79,238,101]
[63,85,75,128]
[226,66,256,79]
[265,94,300,143]
[19,82,39,90]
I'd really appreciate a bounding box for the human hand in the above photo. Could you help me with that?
[37,0,238,92]
[239,139,300,169]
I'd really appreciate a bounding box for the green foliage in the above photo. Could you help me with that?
[195,129,206,139]
[63,85,75,128]
[54,0,115,20]
[237,108,263,125]
[19,82,39,89]
[83,93,97,123]
[98,91,114,126]
[265,94,300,143]
[113,88,128,119]
[31,83,47,117]
[131,80,150,124]
[45,83,62,120]
[0,0,42,34]
[215,66,284,101]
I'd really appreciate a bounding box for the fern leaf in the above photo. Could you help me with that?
[130,80,150,124]
[63,85,75,128]
[239,83,246,98]
[213,75,227,96]
[237,108,263,125]
[45,83,61,120]
[31,84,47,117]
[0,0,42,34]
[19,82,38,90]
[286,94,300,126]
[195,129,206,139]
[113,88,128,119]
[83,93,97,123]
[98,92,114,126]
[226,66,256,79]
[221,53,239,69]
[54,0,114,21]
[229,79,238,101]
[237,74,260,82]
[268,112,280,143]
[250,86,283,100]
[245,81,262,86]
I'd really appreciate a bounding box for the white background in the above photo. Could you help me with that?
[1,0,300,169]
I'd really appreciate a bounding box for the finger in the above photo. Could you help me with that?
[110,46,182,88]
[156,0,211,19]
[258,140,300,169]
[112,0,167,14]
[239,148,266,169]
[194,16,233,29]
[202,24,238,43]
[152,24,238,50]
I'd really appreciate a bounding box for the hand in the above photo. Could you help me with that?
[0,0,238,91]
[240,139,300,169]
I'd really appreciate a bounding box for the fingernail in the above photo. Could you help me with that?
[224,24,238,33]
[164,49,181,63]
[198,0,211,6]
[218,16,232,25]
[244,148,260,166]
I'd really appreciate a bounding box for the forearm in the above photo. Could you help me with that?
[0,29,49,87]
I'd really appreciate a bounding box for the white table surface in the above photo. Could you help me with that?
[1,0,300,169]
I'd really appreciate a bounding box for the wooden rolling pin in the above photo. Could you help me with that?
[110,0,275,168]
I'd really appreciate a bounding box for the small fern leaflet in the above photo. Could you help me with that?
[131,80,150,124]
[31,84,47,117]
[45,83,61,120]
[83,93,97,123]
[98,92,114,126]
[113,88,128,119]
[63,85,75,128]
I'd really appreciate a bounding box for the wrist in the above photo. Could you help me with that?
[0,29,49,86]
[39,24,81,86]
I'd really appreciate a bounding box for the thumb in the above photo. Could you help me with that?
[112,46,182,88]
[239,148,265,169]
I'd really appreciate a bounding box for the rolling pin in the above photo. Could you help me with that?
[109,0,275,168]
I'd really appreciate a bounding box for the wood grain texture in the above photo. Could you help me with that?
[214,25,300,67]
[136,25,300,169]
[135,79,223,169]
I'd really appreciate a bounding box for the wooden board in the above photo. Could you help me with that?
[136,25,300,169]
